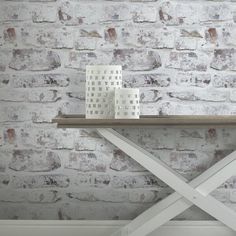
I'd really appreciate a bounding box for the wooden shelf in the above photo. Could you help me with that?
[52,115,236,128]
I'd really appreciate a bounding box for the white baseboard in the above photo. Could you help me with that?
[0,220,234,236]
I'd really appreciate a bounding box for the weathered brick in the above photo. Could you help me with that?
[11,174,69,188]
[159,2,232,25]
[166,152,210,179]
[200,3,232,23]
[74,173,110,188]
[133,5,157,23]
[66,91,85,101]
[31,103,61,123]
[29,0,57,2]
[110,149,145,172]
[9,49,61,71]
[123,73,171,88]
[159,2,197,25]
[65,152,106,172]
[0,132,3,147]
[0,74,10,88]
[59,2,131,25]
[0,50,11,72]
[104,27,118,44]
[28,190,60,203]
[74,137,99,151]
[140,88,162,104]
[212,74,236,88]
[0,189,60,203]
[0,174,10,187]
[205,27,218,45]
[156,101,233,115]
[9,150,61,172]
[168,89,227,102]
[34,128,74,149]
[58,202,152,220]
[65,51,111,71]
[211,49,236,71]
[167,52,208,71]
[176,73,211,87]
[0,204,59,220]
[211,189,230,203]
[118,128,176,150]
[230,90,236,102]
[3,27,17,45]
[222,27,236,47]
[111,174,165,189]
[11,74,70,88]
[175,29,204,50]
[129,189,172,203]
[0,4,31,22]
[67,49,161,71]
[77,3,131,24]
[58,1,75,25]
[28,89,61,102]
[32,5,57,23]
[0,104,30,122]
[222,176,236,189]
[66,190,129,203]
[174,129,205,151]
[3,128,16,144]
[112,49,161,71]
[121,27,175,49]
[59,100,85,116]
[0,89,27,102]
[0,151,8,172]
[229,190,236,203]
[22,27,74,49]
[75,28,103,49]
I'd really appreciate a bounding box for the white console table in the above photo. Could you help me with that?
[53,115,236,236]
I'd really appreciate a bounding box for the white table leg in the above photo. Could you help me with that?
[97,128,236,235]
[127,156,236,236]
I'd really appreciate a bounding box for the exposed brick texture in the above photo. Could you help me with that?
[0,0,236,221]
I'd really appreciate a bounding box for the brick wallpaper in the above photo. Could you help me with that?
[0,0,236,220]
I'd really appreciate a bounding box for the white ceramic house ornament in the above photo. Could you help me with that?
[115,88,140,119]
[86,65,122,119]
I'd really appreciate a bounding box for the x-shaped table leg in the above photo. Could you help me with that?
[97,128,236,236]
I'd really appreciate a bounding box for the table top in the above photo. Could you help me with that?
[52,115,236,128]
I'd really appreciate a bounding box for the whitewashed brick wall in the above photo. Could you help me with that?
[0,0,236,220]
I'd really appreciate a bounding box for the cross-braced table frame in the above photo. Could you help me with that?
[97,129,236,236]
[52,115,236,236]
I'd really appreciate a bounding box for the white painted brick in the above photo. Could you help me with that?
[32,5,57,23]
[65,152,107,172]
[167,51,208,71]
[0,0,236,221]
[121,27,175,49]
[0,4,31,22]
[211,49,236,71]
[11,174,69,189]
[22,27,74,49]
[9,149,61,172]
[11,74,70,88]
[0,174,10,187]
[123,73,171,88]
[230,90,236,102]
[176,73,211,87]
[133,5,157,23]
[9,49,61,71]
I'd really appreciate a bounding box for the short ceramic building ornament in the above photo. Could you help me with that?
[86,65,122,119]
